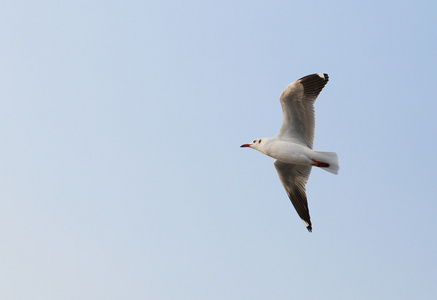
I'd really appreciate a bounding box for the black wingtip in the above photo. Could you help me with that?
[306,225,312,232]
[298,73,329,99]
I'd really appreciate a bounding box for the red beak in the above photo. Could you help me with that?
[240,144,251,148]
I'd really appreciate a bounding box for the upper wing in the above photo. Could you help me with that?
[274,160,313,232]
[277,73,329,149]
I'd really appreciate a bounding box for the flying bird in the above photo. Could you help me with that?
[241,73,338,232]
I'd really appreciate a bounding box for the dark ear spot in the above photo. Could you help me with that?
[258,139,261,143]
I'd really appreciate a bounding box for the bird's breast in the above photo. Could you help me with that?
[265,141,313,165]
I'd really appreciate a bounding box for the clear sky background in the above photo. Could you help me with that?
[1,1,436,299]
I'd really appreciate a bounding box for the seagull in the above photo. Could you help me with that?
[241,73,338,232]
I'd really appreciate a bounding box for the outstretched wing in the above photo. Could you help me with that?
[274,160,313,232]
[277,73,329,149]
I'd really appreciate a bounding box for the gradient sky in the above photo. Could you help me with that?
[1,1,437,299]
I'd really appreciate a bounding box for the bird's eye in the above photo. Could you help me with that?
[253,140,256,143]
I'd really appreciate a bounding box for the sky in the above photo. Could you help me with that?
[1,0,437,299]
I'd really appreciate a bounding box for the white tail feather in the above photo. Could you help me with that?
[313,151,339,174]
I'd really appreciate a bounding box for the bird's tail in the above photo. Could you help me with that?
[311,151,339,175]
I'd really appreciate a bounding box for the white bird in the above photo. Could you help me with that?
[241,73,338,232]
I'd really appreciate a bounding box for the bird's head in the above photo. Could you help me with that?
[240,138,264,150]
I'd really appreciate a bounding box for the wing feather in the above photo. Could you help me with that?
[277,73,329,148]
[274,160,313,232]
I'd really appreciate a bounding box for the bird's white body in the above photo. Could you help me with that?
[251,137,338,174]
[252,137,313,165]
[241,73,339,232]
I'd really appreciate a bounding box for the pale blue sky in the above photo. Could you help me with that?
[1,1,436,299]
